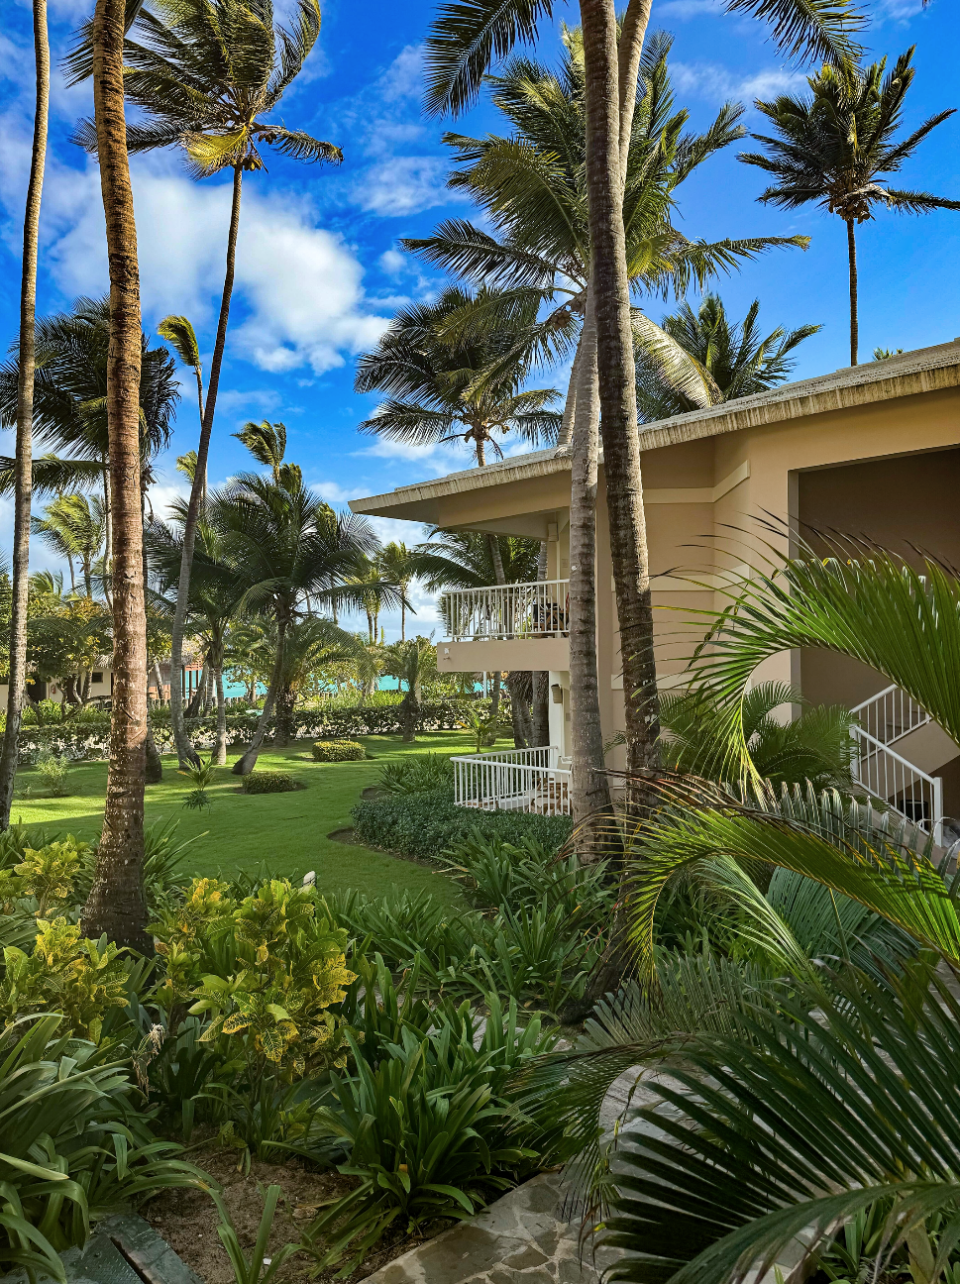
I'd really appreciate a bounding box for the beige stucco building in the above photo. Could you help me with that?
[352,340,960,827]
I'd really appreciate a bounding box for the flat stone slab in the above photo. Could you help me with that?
[363,1174,616,1284]
[0,1214,202,1284]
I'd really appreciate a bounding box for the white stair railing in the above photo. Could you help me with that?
[451,745,572,816]
[850,684,931,746]
[850,724,943,844]
[441,580,569,641]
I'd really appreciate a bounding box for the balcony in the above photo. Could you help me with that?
[451,746,572,816]
[437,579,570,673]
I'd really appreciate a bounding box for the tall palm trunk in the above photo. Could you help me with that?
[141,487,162,784]
[214,659,227,765]
[233,617,284,775]
[580,0,661,779]
[102,464,113,608]
[0,0,49,831]
[170,163,243,768]
[81,0,151,951]
[846,219,859,366]
[568,298,612,821]
[561,0,651,820]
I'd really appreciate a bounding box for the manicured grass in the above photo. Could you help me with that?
[12,731,497,905]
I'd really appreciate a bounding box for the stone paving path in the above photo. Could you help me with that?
[363,1071,643,1284]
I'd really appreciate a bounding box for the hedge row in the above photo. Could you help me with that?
[17,700,474,764]
[351,788,573,862]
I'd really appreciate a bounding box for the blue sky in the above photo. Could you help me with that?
[1,0,958,637]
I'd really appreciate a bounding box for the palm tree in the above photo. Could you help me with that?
[147,505,244,764]
[379,541,418,641]
[0,297,179,525]
[32,494,106,597]
[408,35,804,817]
[271,616,358,745]
[206,473,386,774]
[0,0,50,832]
[158,314,205,499]
[382,636,439,742]
[347,553,388,644]
[422,0,858,820]
[73,0,341,770]
[355,288,561,466]
[739,48,960,365]
[75,0,151,951]
[233,420,287,482]
[636,294,820,421]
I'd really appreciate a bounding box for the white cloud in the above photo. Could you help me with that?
[377,45,424,103]
[352,156,456,218]
[42,159,392,375]
[670,61,807,103]
[313,480,365,504]
[379,248,408,275]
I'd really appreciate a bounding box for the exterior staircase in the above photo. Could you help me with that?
[850,685,946,842]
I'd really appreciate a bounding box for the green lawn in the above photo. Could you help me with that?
[11,731,495,905]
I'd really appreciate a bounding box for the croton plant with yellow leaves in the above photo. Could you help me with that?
[151,877,355,1080]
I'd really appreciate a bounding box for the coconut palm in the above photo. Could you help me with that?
[422,0,859,822]
[0,296,178,542]
[233,420,287,482]
[382,636,439,742]
[355,288,561,466]
[636,294,820,421]
[72,0,152,950]
[32,494,107,598]
[206,473,388,774]
[0,0,50,831]
[271,616,359,745]
[72,0,341,770]
[379,541,418,641]
[407,35,805,817]
[147,505,244,763]
[739,48,960,366]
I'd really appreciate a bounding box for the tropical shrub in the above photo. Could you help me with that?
[0,1014,202,1280]
[351,790,572,860]
[153,878,355,1083]
[306,989,559,1271]
[241,772,302,794]
[327,888,602,1014]
[36,749,72,797]
[0,919,130,1040]
[179,753,218,810]
[312,738,365,762]
[0,836,92,917]
[377,752,453,794]
[438,832,613,922]
[16,700,474,762]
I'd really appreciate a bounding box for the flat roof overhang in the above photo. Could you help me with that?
[349,340,960,527]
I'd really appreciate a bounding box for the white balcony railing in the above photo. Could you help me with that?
[441,579,569,642]
[451,745,572,816]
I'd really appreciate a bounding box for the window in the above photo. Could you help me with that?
[92,671,104,683]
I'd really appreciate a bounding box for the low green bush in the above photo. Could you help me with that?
[0,1014,202,1280]
[377,752,453,794]
[326,886,604,1014]
[312,738,365,762]
[351,789,572,860]
[306,957,561,1272]
[241,772,302,794]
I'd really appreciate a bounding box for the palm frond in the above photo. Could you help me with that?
[423,0,558,117]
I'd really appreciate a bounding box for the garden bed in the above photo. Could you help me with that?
[144,1148,450,1284]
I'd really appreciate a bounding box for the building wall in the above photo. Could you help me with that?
[415,380,960,759]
